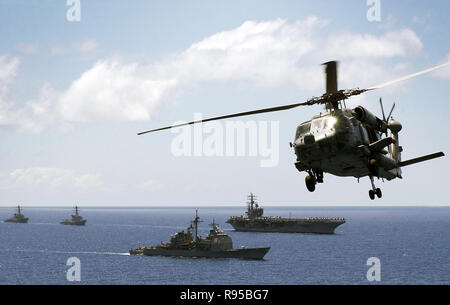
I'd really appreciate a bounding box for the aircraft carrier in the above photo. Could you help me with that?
[226,193,345,234]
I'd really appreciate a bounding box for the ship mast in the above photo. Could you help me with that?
[192,210,202,242]
[17,205,21,214]
[74,206,79,215]
[247,193,257,214]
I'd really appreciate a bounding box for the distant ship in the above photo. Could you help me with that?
[130,210,270,260]
[60,206,87,226]
[226,193,346,234]
[4,205,28,223]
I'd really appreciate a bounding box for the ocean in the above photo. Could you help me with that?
[0,206,448,285]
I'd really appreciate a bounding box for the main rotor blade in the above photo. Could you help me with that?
[137,100,312,135]
[366,61,450,91]
[138,61,450,135]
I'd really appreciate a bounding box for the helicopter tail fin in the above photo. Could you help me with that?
[399,152,445,167]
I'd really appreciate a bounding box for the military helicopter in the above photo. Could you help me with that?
[138,61,448,200]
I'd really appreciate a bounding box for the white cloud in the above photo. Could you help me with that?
[0,18,430,132]
[15,43,40,54]
[173,17,327,87]
[51,38,99,55]
[0,55,23,128]
[0,55,19,95]
[74,173,104,190]
[412,12,432,25]
[322,28,422,60]
[1,167,104,190]
[75,39,99,53]
[58,60,177,122]
[138,179,164,192]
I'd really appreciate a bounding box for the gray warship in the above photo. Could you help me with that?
[226,193,345,234]
[4,205,28,223]
[60,206,86,226]
[130,210,270,260]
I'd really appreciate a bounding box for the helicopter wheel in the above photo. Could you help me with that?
[305,175,316,192]
[369,190,375,200]
[376,188,382,198]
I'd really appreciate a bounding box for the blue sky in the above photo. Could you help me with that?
[0,0,449,206]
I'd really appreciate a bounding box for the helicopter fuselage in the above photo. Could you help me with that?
[292,108,401,181]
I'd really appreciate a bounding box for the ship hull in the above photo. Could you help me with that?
[227,218,345,234]
[130,247,270,260]
[4,218,28,223]
[60,220,87,226]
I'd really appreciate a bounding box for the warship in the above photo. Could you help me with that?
[130,210,270,260]
[60,206,87,226]
[226,193,345,234]
[4,205,28,223]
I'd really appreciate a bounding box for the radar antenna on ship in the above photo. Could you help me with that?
[191,210,203,242]
[209,218,217,228]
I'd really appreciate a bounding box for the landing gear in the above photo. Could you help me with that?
[305,169,323,192]
[305,175,316,192]
[376,188,382,198]
[368,176,382,200]
[368,159,378,176]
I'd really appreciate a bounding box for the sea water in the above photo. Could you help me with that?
[0,206,448,285]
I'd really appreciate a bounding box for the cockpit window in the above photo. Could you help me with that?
[296,123,311,138]
[311,116,337,134]
[324,116,337,129]
[310,119,324,134]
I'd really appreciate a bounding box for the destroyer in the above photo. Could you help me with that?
[130,210,270,260]
[60,206,86,226]
[226,193,345,234]
[4,205,28,223]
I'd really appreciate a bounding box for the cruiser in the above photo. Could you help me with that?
[60,206,86,226]
[130,210,270,260]
[4,205,28,223]
[226,193,345,234]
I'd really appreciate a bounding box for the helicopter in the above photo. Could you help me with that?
[138,61,448,200]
